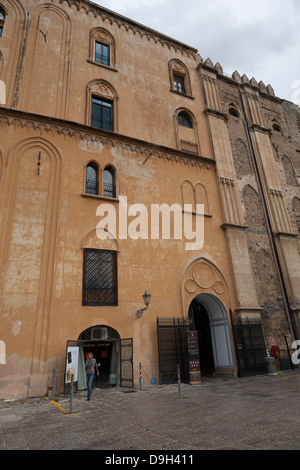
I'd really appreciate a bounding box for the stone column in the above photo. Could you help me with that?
[199,63,261,318]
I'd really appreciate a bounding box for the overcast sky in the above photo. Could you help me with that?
[92,0,300,104]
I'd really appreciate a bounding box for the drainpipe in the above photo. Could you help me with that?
[238,88,298,341]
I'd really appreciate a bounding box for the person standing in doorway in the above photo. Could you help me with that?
[85,352,99,401]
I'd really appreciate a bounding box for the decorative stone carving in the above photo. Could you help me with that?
[182,258,229,310]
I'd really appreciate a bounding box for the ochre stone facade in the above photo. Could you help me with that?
[0,0,299,399]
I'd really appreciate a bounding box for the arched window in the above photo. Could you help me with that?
[103,166,116,198]
[91,96,113,131]
[87,79,118,132]
[175,108,199,154]
[89,28,115,68]
[229,107,240,118]
[272,123,282,133]
[86,162,99,195]
[0,6,5,37]
[178,112,193,128]
[169,59,192,97]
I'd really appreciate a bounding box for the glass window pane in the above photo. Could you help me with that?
[178,112,193,128]
[174,75,185,94]
[91,97,113,131]
[86,165,98,194]
[103,168,115,197]
[95,41,110,66]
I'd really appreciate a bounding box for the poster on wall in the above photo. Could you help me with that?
[65,346,79,383]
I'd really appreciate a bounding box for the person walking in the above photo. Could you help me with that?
[85,352,99,401]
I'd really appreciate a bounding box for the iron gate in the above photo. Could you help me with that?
[230,313,268,377]
[157,317,190,384]
[120,338,134,388]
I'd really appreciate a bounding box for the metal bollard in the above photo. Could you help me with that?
[177,364,182,398]
[52,369,56,400]
[139,363,143,391]
[70,374,74,414]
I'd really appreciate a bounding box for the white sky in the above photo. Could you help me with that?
[91,0,300,104]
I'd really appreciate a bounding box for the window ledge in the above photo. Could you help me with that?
[81,193,119,202]
[182,210,212,218]
[87,59,118,73]
[170,89,194,100]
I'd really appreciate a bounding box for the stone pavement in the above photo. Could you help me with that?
[0,370,300,451]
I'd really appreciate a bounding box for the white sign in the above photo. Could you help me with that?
[65,346,79,383]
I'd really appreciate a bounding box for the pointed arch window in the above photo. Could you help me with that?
[178,111,193,129]
[85,162,99,195]
[103,166,116,198]
[175,108,200,155]
[0,6,5,37]
[87,79,118,133]
[169,59,192,97]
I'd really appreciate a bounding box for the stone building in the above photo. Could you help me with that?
[0,0,299,399]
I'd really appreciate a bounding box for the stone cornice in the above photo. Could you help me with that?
[59,0,198,58]
[0,108,215,171]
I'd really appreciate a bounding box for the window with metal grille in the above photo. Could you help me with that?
[85,163,99,195]
[91,96,113,131]
[0,7,5,37]
[83,249,118,306]
[103,166,116,198]
[95,41,110,67]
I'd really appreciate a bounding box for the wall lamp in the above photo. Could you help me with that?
[136,290,151,319]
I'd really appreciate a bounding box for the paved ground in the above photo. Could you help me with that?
[0,370,299,452]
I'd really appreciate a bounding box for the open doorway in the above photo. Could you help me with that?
[78,325,120,388]
[188,293,236,377]
[190,300,215,375]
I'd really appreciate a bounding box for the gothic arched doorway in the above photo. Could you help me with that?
[188,293,236,377]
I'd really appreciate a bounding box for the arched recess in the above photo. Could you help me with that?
[81,227,119,252]
[181,180,210,215]
[232,138,253,178]
[292,196,300,233]
[188,293,236,374]
[18,3,72,118]
[243,184,265,230]
[0,137,62,379]
[0,0,27,108]
[282,155,298,187]
[174,107,200,155]
[181,256,230,317]
[86,79,119,132]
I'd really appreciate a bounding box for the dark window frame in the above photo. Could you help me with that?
[91,95,113,131]
[82,249,118,306]
[103,166,116,198]
[95,41,110,67]
[85,162,99,195]
[173,74,186,95]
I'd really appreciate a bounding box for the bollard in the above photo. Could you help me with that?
[70,374,74,414]
[52,369,56,400]
[139,363,142,391]
[177,364,182,398]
